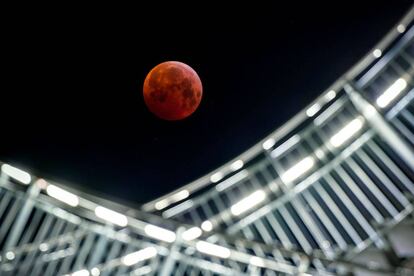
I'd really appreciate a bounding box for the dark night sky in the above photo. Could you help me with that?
[2,2,412,205]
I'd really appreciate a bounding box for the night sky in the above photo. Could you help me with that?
[2,2,412,205]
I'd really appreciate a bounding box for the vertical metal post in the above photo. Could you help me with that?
[87,225,111,268]
[4,182,40,250]
[345,83,414,171]
[159,227,183,276]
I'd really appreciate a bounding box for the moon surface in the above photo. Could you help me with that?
[143,61,203,120]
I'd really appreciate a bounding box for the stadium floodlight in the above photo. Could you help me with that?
[155,189,189,210]
[230,190,266,216]
[325,90,336,101]
[230,159,244,171]
[90,268,100,276]
[270,135,300,159]
[196,241,231,258]
[144,224,176,243]
[306,103,321,117]
[315,148,325,159]
[376,78,407,108]
[154,199,169,211]
[46,184,79,207]
[281,156,315,183]
[39,243,49,252]
[121,247,157,266]
[182,227,202,241]
[329,117,364,148]
[94,206,128,227]
[171,190,189,202]
[262,138,276,150]
[201,220,213,232]
[216,169,248,191]
[210,171,223,183]
[1,164,31,185]
[71,270,90,276]
[373,49,382,58]
[6,251,15,260]
[397,24,406,33]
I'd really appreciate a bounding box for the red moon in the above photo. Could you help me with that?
[143,61,203,120]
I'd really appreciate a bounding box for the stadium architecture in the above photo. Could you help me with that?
[1,7,414,276]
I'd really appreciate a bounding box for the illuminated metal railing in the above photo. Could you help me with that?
[0,6,414,276]
[144,6,414,274]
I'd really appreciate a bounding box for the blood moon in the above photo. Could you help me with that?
[143,61,203,120]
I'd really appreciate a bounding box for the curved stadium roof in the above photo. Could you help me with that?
[0,6,414,276]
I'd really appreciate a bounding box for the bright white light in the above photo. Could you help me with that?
[6,251,15,260]
[262,138,276,150]
[155,201,168,211]
[397,24,406,33]
[322,240,331,249]
[171,190,189,202]
[90,268,100,276]
[201,220,213,232]
[376,78,407,108]
[46,185,79,207]
[71,270,89,276]
[270,135,300,159]
[306,103,321,117]
[1,164,31,184]
[182,227,202,241]
[216,170,248,191]
[250,256,265,267]
[94,206,128,227]
[132,266,152,275]
[35,178,48,189]
[210,172,223,183]
[196,241,231,258]
[325,90,336,101]
[230,190,266,216]
[162,200,194,218]
[144,224,176,243]
[122,247,157,266]
[329,117,364,148]
[373,49,382,58]
[230,160,244,171]
[281,156,315,183]
[155,200,169,211]
[315,148,325,159]
[155,190,190,211]
[39,243,49,252]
